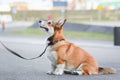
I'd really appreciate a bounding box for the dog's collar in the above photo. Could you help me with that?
[48,39,65,46]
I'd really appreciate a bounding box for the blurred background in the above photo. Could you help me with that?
[0,1,120,80]
[0,0,120,21]
[0,0,120,43]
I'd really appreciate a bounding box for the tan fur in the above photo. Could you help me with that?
[39,19,116,75]
[51,30,99,75]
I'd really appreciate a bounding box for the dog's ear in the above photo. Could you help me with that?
[57,18,66,28]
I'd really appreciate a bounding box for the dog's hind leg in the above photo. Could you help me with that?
[64,64,83,75]
[64,64,84,75]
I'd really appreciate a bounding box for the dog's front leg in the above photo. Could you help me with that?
[47,64,56,75]
[47,51,57,74]
[53,57,65,75]
[52,48,66,75]
[53,63,65,75]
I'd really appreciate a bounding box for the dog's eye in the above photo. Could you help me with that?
[48,22,51,24]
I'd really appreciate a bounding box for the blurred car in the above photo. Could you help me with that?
[0,14,13,23]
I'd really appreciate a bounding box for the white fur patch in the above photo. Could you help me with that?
[73,70,83,75]
[47,47,57,74]
[53,64,65,75]
[39,20,54,36]
[48,27,54,36]
[47,50,57,65]
[41,21,45,25]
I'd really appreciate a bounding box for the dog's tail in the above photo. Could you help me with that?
[98,67,116,74]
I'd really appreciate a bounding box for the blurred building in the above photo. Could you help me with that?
[27,0,53,10]
[0,4,11,12]
[10,2,28,11]
[53,0,67,10]
[97,1,120,10]
[69,0,120,10]
[0,0,120,12]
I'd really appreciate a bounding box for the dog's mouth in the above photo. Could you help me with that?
[40,26,48,32]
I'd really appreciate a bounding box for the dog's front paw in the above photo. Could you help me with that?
[52,69,64,75]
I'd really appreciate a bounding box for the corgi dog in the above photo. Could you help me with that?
[38,18,116,75]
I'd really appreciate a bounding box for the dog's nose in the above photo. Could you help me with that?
[39,20,42,23]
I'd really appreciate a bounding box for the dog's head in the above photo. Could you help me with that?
[38,18,66,36]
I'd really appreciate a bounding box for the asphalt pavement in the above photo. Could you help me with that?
[0,33,120,80]
[0,21,120,80]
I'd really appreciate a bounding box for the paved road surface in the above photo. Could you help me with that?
[0,35,120,80]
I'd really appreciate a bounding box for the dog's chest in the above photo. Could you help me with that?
[47,46,57,64]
